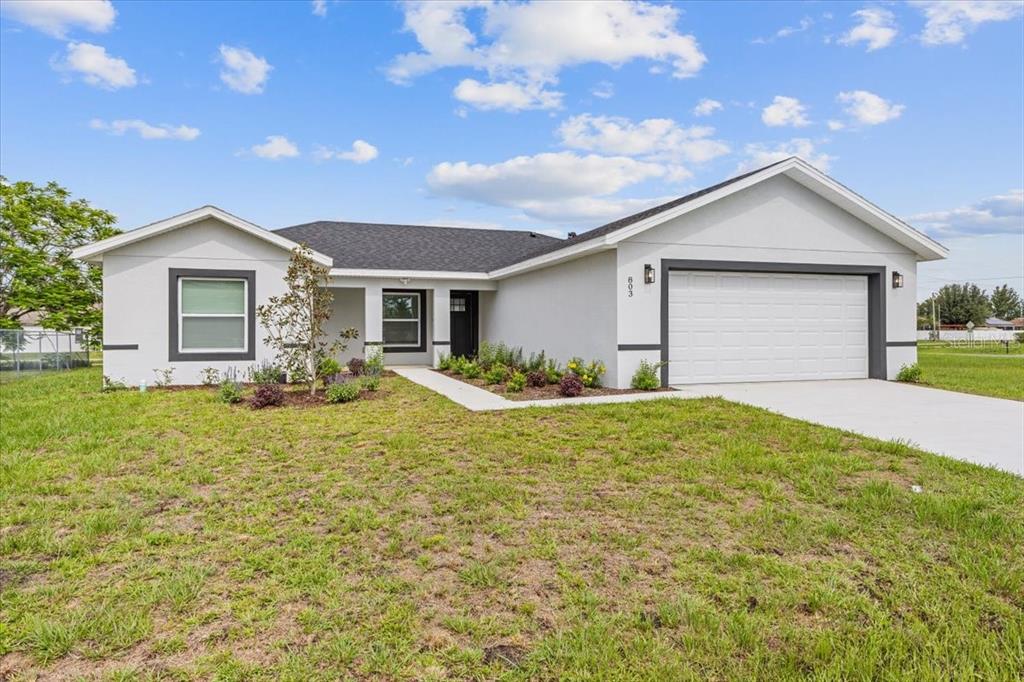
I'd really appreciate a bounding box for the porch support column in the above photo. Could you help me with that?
[363,283,384,363]
[432,287,450,368]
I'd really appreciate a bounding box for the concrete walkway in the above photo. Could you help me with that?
[674,380,1024,476]
[391,367,687,411]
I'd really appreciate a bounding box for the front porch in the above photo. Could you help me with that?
[324,278,495,368]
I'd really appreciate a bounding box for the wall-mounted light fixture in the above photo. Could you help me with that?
[644,263,656,284]
[891,271,904,289]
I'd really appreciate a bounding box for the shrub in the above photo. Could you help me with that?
[247,360,283,384]
[896,363,923,383]
[1016,331,1024,344]
[326,380,360,403]
[347,357,366,376]
[544,359,563,385]
[219,379,244,404]
[559,374,584,397]
[200,367,220,386]
[365,352,385,377]
[318,357,342,379]
[566,357,606,388]
[449,356,466,375]
[152,367,174,387]
[477,341,523,370]
[437,353,453,371]
[250,384,284,409]
[462,361,482,379]
[524,350,547,372]
[101,376,127,392]
[631,360,665,390]
[361,375,381,391]
[322,372,346,386]
[484,363,509,385]
[526,370,547,388]
[507,371,527,393]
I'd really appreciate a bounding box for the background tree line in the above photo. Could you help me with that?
[917,282,1023,328]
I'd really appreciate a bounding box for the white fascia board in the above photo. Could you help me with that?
[487,239,613,279]
[328,268,491,281]
[71,205,333,266]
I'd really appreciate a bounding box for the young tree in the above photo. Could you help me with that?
[257,245,358,394]
[922,283,991,326]
[0,177,120,337]
[990,284,1023,320]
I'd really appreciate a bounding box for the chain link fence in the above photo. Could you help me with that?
[0,329,92,377]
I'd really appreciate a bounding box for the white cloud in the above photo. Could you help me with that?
[911,1,1023,46]
[738,139,835,173]
[248,135,299,160]
[218,45,271,94]
[827,119,846,131]
[839,8,898,51]
[311,0,327,17]
[387,1,706,109]
[909,189,1023,237]
[761,95,810,127]
[837,90,905,125]
[591,80,615,99]
[89,118,200,141]
[453,78,562,111]
[52,41,136,89]
[0,0,115,38]
[693,98,722,116]
[313,139,379,163]
[426,151,671,222]
[558,114,729,164]
[752,16,813,44]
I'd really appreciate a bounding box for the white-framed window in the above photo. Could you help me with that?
[178,277,248,353]
[383,291,422,349]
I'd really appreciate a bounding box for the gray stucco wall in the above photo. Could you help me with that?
[483,250,618,380]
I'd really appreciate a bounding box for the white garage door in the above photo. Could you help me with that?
[667,270,869,385]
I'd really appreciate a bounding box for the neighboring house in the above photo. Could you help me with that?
[72,157,948,388]
[985,317,1016,330]
[1011,318,1024,329]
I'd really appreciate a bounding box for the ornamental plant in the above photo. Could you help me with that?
[630,360,665,391]
[250,383,284,409]
[896,363,922,383]
[526,370,547,388]
[326,380,360,403]
[484,362,509,385]
[506,370,527,393]
[559,374,584,397]
[462,361,482,379]
[218,378,244,404]
[347,357,366,376]
[437,353,453,371]
[256,245,358,395]
[544,359,562,385]
[361,375,380,391]
[566,357,606,388]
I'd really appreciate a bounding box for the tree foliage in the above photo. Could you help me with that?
[917,283,991,326]
[256,245,358,394]
[990,284,1023,320]
[0,177,119,337]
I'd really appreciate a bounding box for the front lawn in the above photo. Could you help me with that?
[917,342,1024,401]
[2,368,1022,679]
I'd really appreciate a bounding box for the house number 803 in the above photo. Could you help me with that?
[627,276,634,297]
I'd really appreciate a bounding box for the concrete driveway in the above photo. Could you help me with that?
[673,380,1024,476]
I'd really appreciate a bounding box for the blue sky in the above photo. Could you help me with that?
[1,0,1022,300]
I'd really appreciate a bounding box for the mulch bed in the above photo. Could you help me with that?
[434,369,673,401]
[153,371,394,408]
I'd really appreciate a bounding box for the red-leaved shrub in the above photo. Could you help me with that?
[558,374,584,397]
[526,370,546,388]
[250,383,284,409]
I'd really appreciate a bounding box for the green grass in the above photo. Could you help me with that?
[2,367,1023,680]
[917,342,1024,401]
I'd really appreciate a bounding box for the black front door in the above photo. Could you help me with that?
[450,290,478,358]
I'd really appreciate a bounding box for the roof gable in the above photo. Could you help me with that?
[71,205,332,266]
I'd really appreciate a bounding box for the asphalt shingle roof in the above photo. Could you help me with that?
[275,221,562,272]
[274,159,793,273]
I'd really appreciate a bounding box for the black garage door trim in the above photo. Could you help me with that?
[659,260,886,387]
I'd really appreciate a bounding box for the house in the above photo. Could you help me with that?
[985,317,1016,330]
[72,157,948,388]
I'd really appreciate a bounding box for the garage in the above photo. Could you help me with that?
[666,269,870,385]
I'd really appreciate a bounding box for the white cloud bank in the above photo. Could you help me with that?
[839,8,898,51]
[311,0,327,17]
[313,140,379,163]
[248,135,299,159]
[910,189,1024,238]
[51,41,136,89]
[453,78,562,111]
[837,90,905,125]
[738,139,834,173]
[89,118,200,140]
[218,45,271,94]
[762,96,810,127]
[693,98,722,116]
[911,1,1023,46]
[558,114,729,165]
[1,0,115,38]
[388,1,706,112]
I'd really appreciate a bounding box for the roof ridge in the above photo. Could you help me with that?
[278,219,560,240]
